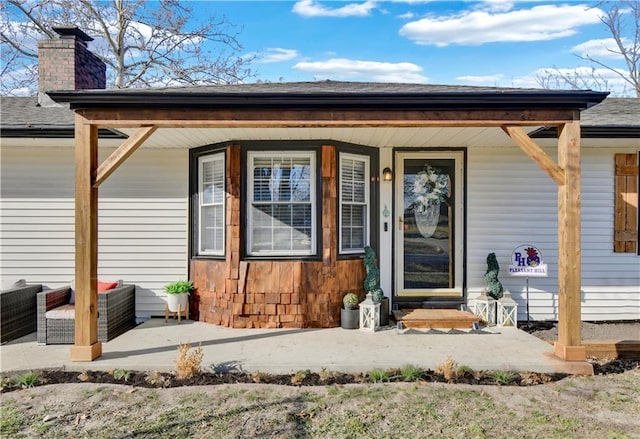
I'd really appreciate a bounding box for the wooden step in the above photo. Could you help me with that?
[393,308,480,329]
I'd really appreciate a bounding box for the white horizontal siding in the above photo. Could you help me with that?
[1,146,189,318]
[2,139,638,323]
[466,146,640,321]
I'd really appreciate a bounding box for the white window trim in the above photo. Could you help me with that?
[198,153,225,256]
[247,151,317,257]
[339,152,370,254]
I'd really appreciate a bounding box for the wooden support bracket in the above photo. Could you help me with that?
[94,125,157,187]
[501,125,565,186]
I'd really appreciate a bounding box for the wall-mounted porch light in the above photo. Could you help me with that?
[382,167,393,181]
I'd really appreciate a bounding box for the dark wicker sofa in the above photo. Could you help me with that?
[37,284,136,344]
[0,283,43,343]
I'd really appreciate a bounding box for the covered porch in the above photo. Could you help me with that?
[0,318,594,375]
[48,83,607,363]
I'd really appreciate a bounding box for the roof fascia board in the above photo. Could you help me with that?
[530,126,640,139]
[47,90,609,111]
[0,127,128,139]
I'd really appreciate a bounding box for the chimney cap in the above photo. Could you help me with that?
[52,26,94,42]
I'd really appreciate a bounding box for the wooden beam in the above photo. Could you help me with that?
[502,125,565,186]
[554,120,586,362]
[94,125,157,187]
[70,114,102,362]
[77,108,579,128]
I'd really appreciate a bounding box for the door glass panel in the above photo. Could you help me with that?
[402,159,455,289]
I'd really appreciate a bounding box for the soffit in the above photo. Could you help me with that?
[113,126,540,149]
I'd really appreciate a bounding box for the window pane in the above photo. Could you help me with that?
[201,159,224,204]
[202,183,214,204]
[339,154,369,253]
[290,163,311,202]
[341,205,366,251]
[198,153,225,256]
[353,181,365,203]
[200,205,224,253]
[248,152,315,256]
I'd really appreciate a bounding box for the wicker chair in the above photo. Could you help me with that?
[36,284,136,344]
[0,284,43,343]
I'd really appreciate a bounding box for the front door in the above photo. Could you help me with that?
[394,151,464,298]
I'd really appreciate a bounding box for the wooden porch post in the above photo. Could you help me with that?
[555,119,586,361]
[70,113,101,361]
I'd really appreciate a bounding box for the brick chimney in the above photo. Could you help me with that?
[37,26,106,106]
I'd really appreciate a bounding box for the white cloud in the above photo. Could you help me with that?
[476,0,515,13]
[259,48,299,63]
[399,4,602,46]
[293,58,428,83]
[505,66,631,95]
[532,65,629,86]
[398,12,415,19]
[292,0,377,18]
[456,74,505,84]
[9,87,33,96]
[450,65,631,96]
[386,0,433,3]
[571,38,629,60]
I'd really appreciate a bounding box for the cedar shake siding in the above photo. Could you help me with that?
[190,145,366,328]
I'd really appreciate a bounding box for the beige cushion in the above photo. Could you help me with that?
[45,304,75,319]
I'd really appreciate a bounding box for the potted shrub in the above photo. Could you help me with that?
[364,246,389,326]
[164,279,193,316]
[341,291,359,329]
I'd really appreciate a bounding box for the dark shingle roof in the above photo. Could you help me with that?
[0,96,125,138]
[581,97,640,126]
[528,97,640,138]
[1,96,74,128]
[2,82,637,139]
[55,81,544,95]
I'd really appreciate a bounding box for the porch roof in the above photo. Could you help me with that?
[48,81,607,111]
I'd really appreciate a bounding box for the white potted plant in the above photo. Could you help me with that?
[164,279,193,316]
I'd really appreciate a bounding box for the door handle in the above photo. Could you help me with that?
[399,216,403,230]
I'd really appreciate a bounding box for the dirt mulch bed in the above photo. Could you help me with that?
[0,369,557,393]
[2,320,637,393]
[520,320,640,342]
[2,358,639,394]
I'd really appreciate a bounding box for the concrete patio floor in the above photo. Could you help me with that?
[0,318,593,375]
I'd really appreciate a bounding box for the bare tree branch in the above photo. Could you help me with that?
[0,0,254,95]
[537,1,639,98]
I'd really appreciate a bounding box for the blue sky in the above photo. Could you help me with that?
[195,0,630,93]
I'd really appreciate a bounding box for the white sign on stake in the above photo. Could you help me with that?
[508,245,548,277]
